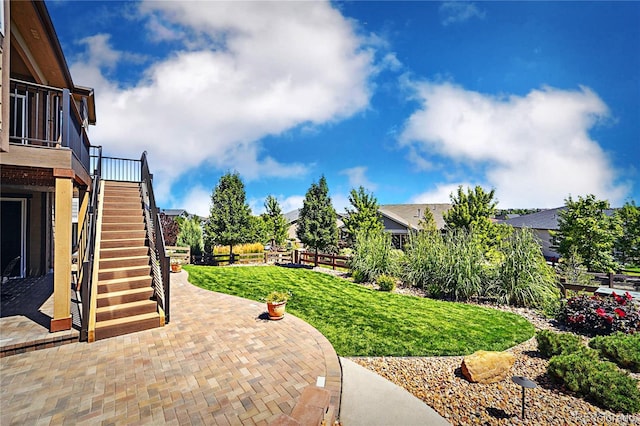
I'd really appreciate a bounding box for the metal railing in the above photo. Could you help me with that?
[79,146,102,341]
[9,78,92,173]
[100,156,142,182]
[140,152,170,323]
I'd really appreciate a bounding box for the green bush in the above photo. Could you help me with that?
[351,270,366,284]
[376,274,396,292]
[536,330,584,358]
[589,332,640,372]
[348,229,399,282]
[548,350,640,414]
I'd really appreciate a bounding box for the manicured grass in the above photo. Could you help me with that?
[184,265,535,357]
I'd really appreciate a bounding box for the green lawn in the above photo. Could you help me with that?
[184,265,534,357]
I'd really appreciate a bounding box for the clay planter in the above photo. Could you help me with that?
[171,263,182,273]
[267,301,287,320]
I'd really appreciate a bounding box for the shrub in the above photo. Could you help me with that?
[351,270,366,284]
[492,228,559,309]
[589,332,640,372]
[214,243,264,254]
[557,292,640,336]
[536,330,584,358]
[548,351,640,413]
[376,274,396,292]
[348,229,399,282]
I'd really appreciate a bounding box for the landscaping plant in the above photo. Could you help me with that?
[557,292,640,335]
[548,351,640,414]
[492,228,559,309]
[589,332,640,372]
[535,330,584,358]
[376,274,396,292]
[348,229,399,282]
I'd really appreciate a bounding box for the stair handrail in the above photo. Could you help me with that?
[140,151,170,323]
[79,145,102,341]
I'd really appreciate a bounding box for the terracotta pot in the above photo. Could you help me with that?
[267,301,287,320]
[171,264,182,273]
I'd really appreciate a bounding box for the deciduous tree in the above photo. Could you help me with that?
[615,201,640,267]
[262,195,288,248]
[554,194,622,272]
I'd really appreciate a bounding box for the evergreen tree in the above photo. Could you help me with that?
[554,194,622,272]
[615,201,640,267]
[342,186,383,243]
[443,185,497,230]
[418,208,438,232]
[262,195,288,248]
[296,176,339,263]
[204,172,251,262]
[177,216,204,256]
[247,215,268,245]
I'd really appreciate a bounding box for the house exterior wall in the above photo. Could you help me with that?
[534,229,560,261]
[0,0,9,153]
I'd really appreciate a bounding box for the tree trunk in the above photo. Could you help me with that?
[314,247,318,267]
[230,244,234,264]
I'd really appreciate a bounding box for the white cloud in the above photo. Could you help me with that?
[410,182,476,204]
[181,186,211,218]
[70,1,375,204]
[399,82,630,208]
[340,166,378,191]
[439,2,486,27]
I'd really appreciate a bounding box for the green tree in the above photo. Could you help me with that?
[296,176,339,263]
[342,186,383,243]
[443,185,497,230]
[418,208,438,232]
[615,201,640,267]
[247,215,268,245]
[262,195,288,248]
[177,216,204,256]
[554,194,622,272]
[204,172,251,262]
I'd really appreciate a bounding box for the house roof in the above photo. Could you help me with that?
[161,209,188,218]
[503,206,616,231]
[284,209,300,224]
[378,204,451,231]
[502,207,565,230]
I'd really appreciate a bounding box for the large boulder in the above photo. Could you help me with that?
[461,350,516,384]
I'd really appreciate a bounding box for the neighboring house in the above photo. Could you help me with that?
[1,1,168,341]
[284,204,451,250]
[378,204,452,248]
[502,207,616,262]
[502,208,564,261]
[161,208,188,220]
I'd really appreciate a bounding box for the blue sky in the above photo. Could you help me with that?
[47,1,639,216]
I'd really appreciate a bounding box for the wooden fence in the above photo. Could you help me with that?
[191,251,294,266]
[297,251,349,270]
[560,272,640,298]
[166,246,190,264]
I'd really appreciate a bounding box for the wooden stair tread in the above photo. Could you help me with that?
[96,299,156,313]
[99,265,150,273]
[97,287,153,299]
[98,275,151,284]
[95,313,159,330]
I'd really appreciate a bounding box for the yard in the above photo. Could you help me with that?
[184,264,534,356]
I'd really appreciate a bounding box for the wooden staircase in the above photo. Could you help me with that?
[92,181,162,341]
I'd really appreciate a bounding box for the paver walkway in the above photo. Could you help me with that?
[0,270,341,425]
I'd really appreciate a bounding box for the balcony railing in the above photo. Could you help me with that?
[9,78,92,173]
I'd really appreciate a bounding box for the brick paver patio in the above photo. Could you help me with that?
[0,270,341,425]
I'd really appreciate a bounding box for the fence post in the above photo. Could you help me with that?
[608,272,614,288]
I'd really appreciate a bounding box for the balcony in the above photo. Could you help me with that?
[5,78,94,179]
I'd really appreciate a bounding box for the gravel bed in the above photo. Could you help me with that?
[311,266,640,424]
[350,307,640,425]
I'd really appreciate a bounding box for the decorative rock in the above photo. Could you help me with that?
[461,350,516,384]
